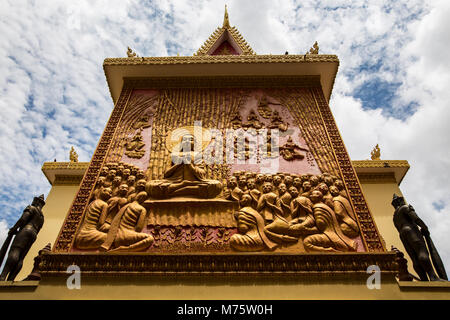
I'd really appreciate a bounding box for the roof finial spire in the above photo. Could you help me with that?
[223,5,230,28]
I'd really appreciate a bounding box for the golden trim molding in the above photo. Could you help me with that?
[39,251,398,277]
[103,54,339,66]
[41,162,89,170]
[352,160,410,169]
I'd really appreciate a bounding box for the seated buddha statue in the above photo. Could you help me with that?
[146,134,222,199]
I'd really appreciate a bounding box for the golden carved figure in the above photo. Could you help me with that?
[371,144,381,160]
[127,46,137,57]
[224,176,243,202]
[268,110,288,132]
[257,96,272,119]
[127,179,146,203]
[317,182,334,209]
[307,41,319,54]
[75,188,112,250]
[256,182,281,223]
[124,129,146,159]
[277,183,292,219]
[132,115,152,130]
[303,190,357,252]
[230,112,243,129]
[330,186,360,238]
[245,178,261,209]
[69,146,78,162]
[146,134,222,199]
[334,179,348,198]
[100,191,153,252]
[280,136,308,161]
[243,110,263,129]
[99,184,129,233]
[230,194,277,251]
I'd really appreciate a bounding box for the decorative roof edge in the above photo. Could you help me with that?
[103,54,339,66]
[352,160,410,168]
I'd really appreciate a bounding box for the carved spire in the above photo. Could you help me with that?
[223,5,230,29]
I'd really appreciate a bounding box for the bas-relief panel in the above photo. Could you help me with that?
[72,87,366,254]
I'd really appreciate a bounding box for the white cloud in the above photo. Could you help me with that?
[0,0,449,272]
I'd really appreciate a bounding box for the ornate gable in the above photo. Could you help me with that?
[195,6,255,56]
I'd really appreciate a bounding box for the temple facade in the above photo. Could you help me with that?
[1,8,449,299]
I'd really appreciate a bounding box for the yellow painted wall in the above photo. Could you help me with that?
[15,184,80,281]
[358,181,418,278]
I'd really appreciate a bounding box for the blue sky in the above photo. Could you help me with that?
[1,0,450,269]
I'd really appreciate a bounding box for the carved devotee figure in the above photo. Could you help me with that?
[116,165,125,179]
[254,183,297,244]
[272,175,282,190]
[246,178,261,209]
[225,176,243,202]
[288,186,299,200]
[392,194,447,281]
[317,183,334,209]
[323,174,335,187]
[111,176,123,196]
[309,175,319,189]
[101,191,153,252]
[125,175,136,196]
[255,174,265,191]
[122,169,131,182]
[330,186,359,238]
[136,169,146,181]
[128,179,146,203]
[300,174,309,183]
[293,177,302,191]
[99,184,129,232]
[301,181,312,197]
[256,182,281,223]
[100,166,109,177]
[290,189,313,221]
[146,134,222,199]
[334,179,348,198]
[91,176,106,202]
[288,193,315,238]
[283,175,293,188]
[238,175,248,192]
[75,188,112,250]
[277,183,292,219]
[103,169,116,188]
[0,195,45,281]
[302,190,357,253]
[230,194,277,252]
